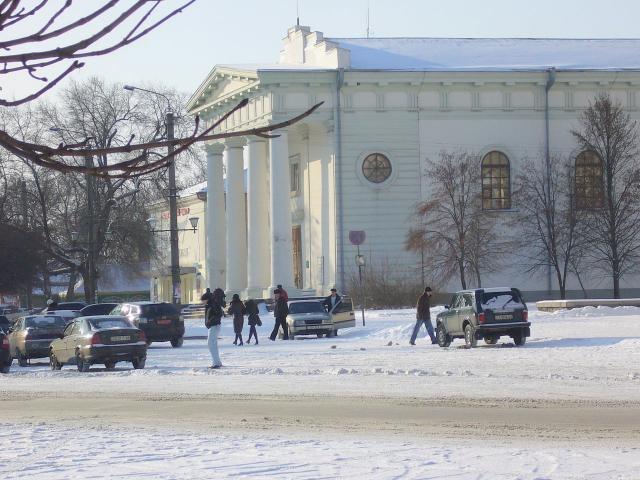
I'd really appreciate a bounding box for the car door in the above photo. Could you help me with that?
[458,294,476,330]
[330,298,355,330]
[60,321,78,363]
[8,318,23,357]
[442,294,461,334]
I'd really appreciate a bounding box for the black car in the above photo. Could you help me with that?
[111,302,184,347]
[0,330,10,373]
[46,301,87,312]
[436,287,530,348]
[78,303,119,317]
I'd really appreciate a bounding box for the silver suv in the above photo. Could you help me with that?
[436,288,530,348]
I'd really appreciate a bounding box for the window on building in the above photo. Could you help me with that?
[481,151,511,210]
[362,153,392,184]
[290,162,300,193]
[575,150,604,209]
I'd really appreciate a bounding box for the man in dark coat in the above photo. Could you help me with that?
[323,288,341,312]
[269,289,289,341]
[206,297,224,368]
[201,288,214,320]
[410,286,437,345]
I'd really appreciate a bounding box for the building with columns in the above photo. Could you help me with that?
[178,25,640,300]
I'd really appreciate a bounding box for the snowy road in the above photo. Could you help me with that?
[1,305,640,478]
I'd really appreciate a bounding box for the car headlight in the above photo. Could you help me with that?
[322,317,331,324]
[294,320,304,327]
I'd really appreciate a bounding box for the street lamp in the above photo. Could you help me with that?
[125,84,181,304]
[355,253,366,327]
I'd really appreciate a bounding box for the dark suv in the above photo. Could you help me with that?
[111,302,184,347]
[436,288,530,348]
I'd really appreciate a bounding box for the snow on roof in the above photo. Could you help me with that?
[177,169,247,198]
[328,37,640,71]
[218,63,332,72]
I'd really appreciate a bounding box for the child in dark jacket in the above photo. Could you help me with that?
[227,294,246,346]
[245,299,261,345]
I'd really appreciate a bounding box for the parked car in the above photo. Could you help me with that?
[436,287,530,348]
[49,315,147,371]
[45,301,87,313]
[285,297,356,339]
[111,302,184,347]
[78,303,118,317]
[0,315,11,333]
[8,315,66,366]
[47,310,80,324]
[0,329,11,373]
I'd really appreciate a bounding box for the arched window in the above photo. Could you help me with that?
[481,151,511,210]
[575,151,604,209]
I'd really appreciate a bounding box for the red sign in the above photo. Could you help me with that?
[161,207,190,220]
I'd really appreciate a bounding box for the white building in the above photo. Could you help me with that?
[181,25,640,300]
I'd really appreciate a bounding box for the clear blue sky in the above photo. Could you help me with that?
[4,0,640,100]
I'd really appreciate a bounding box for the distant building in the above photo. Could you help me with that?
[179,25,640,299]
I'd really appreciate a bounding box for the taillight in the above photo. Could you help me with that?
[522,311,528,322]
[478,313,486,324]
[91,333,103,346]
[138,330,146,343]
[1,337,8,350]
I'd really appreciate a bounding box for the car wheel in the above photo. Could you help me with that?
[76,352,90,372]
[464,324,478,349]
[132,357,146,369]
[484,335,499,345]
[17,351,28,367]
[0,364,10,374]
[437,323,452,348]
[49,351,62,371]
[513,332,527,346]
[170,337,184,348]
[104,361,116,370]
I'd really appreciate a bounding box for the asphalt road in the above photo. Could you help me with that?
[1,392,639,442]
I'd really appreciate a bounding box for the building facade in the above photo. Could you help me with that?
[181,25,640,300]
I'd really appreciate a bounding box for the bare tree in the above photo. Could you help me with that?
[406,151,504,289]
[513,154,586,299]
[572,94,640,298]
[0,1,321,178]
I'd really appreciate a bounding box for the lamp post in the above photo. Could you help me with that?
[355,250,366,327]
[124,85,181,305]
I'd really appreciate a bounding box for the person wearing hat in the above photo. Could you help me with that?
[410,286,437,345]
[276,284,289,302]
[269,289,289,341]
[227,293,246,346]
[323,288,341,312]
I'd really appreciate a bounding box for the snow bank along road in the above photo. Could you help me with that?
[1,306,640,478]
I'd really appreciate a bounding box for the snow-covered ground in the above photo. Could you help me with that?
[2,304,639,400]
[1,304,640,479]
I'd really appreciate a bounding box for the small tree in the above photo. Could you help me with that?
[406,151,503,289]
[514,154,586,299]
[572,94,640,298]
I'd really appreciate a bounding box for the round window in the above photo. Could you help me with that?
[362,153,392,184]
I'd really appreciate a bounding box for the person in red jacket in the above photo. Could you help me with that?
[276,284,289,302]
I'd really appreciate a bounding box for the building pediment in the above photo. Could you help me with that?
[187,66,260,114]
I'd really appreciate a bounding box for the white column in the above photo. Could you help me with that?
[269,129,295,291]
[204,143,226,290]
[245,137,271,298]
[224,139,247,294]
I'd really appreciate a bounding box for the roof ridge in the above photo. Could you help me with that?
[328,37,640,41]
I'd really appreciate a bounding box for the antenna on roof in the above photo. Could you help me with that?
[366,0,370,38]
[296,0,300,26]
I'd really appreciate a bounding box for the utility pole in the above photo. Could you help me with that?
[20,181,32,309]
[85,150,97,304]
[167,112,181,305]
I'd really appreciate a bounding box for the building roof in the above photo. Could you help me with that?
[328,37,640,71]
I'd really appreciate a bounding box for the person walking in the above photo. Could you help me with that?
[323,288,341,312]
[227,293,246,346]
[276,284,289,302]
[206,296,224,369]
[269,289,289,341]
[410,286,437,345]
[245,298,261,345]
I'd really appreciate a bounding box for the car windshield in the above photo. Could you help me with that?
[288,302,325,314]
[25,316,66,329]
[80,304,117,316]
[140,304,178,317]
[88,317,132,330]
[481,291,523,309]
